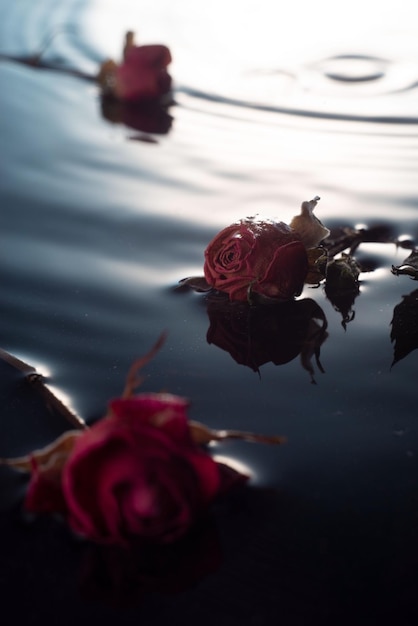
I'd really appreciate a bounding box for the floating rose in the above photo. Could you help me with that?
[204,218,308,302]
[180,197,329,303]
[1,336,285,546]
[21,392,245,547]
[98,32,172,103]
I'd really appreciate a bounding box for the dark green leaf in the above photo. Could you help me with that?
[390,289,418,366]
[391,250,418,280]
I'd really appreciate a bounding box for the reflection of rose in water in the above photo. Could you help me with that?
[100,97,173,136]
[79,517,221,607]
[206,296,328,383]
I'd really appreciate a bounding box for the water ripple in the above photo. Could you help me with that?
[2,1,418,126]
[178,85,418,125]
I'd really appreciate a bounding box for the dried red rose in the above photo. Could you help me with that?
[1,335,287,548]
[115,44,172,102]
[98,42,172,103]
[204,218,308,302]
[25,393,246,546]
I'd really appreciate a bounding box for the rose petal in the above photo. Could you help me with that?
[61,410,224,545]
[204,218,307,302]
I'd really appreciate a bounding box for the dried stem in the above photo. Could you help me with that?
[27,374,87,430]
[189,420,287,446]
[122,332,168,398]
[0,347,86,430]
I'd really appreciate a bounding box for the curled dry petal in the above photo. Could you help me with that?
[392,250,418,280]
[0,430,81,472]
[177,276,213,292]
[204,218,308,302]
[290,197,330,249]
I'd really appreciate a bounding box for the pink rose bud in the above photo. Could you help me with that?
[114,44,172,102]
[204,218,308,302]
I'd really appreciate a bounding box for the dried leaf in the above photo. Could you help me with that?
[177,276,213,293]
[390,289,418,366]
[290,196,330,249]
[326,254,360,289]
[323,225,394,259]
[392,250,418,280]
[322,226,362,258]
[0,430,81,472]
[97,59,118,93]
[188,420,287,446]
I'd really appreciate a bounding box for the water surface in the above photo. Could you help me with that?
[1,1,418,623]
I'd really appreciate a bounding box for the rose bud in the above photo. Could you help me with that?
[114,44,172,102]
[98,32,172,103]
[203,218,308,302]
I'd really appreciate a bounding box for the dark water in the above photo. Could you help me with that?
[2,1,418,623]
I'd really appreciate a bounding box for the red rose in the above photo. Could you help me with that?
[26,393,245,546]
[203,219,308,301]
[114,45,172,102]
